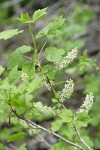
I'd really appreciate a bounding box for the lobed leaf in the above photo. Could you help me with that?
[17,12,30,23]
[8,45,31,70]
[33,8,48,22]
[6,66,21,84]
[8,132,26,142]
[59,109,73,123]
[26,77,43,94]
[76,112,91,128]
[51,119,62,132]
[36,16,65,38]
[0,29,23,40]
[45,46,65,63]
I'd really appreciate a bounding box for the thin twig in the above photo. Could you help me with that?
[19,35,35,51]
[18,116,84,150]
[45,75,56,93]
[24,55,32,60]
[27,122,51,148]
[38,39,47,61]
[37,134,52,148]
[73,123,93,150]
[28,23,37,52]
[6,93,84,150]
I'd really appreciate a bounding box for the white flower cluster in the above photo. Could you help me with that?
[58,47,78,70]
[59,79,74,102]
[21,72,29,83]
[34,102,54,116]
[44,78,54,91]
[78,93,94,113]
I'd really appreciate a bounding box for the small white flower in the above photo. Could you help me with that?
[34,102,54,116]
[59,79,74,102]
[44,77,54,91]
[58,47,78,70]
[78,93,94,113]
[44,82,51,91]
[21,72,29,83]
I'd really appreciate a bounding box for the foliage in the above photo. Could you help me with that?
[0,7,97,150]
[50,5,100,149]
[0,29,23,40]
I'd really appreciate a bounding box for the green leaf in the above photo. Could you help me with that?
[0,65,5,75]
[45,47,65,63]
[26,77,43,93]
[0,143,6,150]
[17,143,27,150]
[17,83,27,94]
[33,8,48,22]
[41,65,56,80]
[8,132,26,142]
[55,103,61,109]
[78,50,96,74]
[0,29,23,40]
[60,125,74,139]
[0,101,10,122]
[8,45,31,70]
[51,119,62,132]
[54,91,61,99]
[50,141,67,150]
[6,66,21,84]
[17,12,30,23]
[22,61,35,78]
[10,99,28,115]
[0,128,10,141]
[0,81,16,91]
[14,45,31,54]
[37,16,65,38]
[30,108,43,121]
[76,112,91,127]
[59,109,73,123]
[52,98,59,103]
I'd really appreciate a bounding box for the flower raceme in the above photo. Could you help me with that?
[59,79,74,102]
[78,93,94,113]
[34,102,55,116]
[58,47,78,70]
[44,78,54,91]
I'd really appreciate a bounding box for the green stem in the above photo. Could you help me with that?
[19,35,35,51]
[38,39,47,61]
[28,23,37,52]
